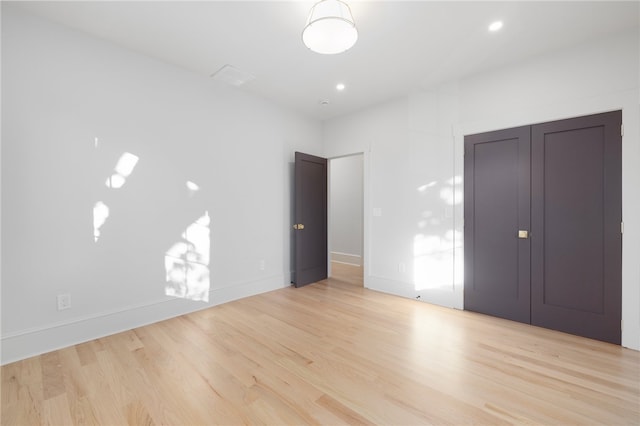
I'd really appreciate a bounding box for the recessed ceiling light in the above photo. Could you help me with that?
[336,83,346,91]
[489,21,503,32]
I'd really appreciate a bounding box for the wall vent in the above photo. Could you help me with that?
[210,64,255,87]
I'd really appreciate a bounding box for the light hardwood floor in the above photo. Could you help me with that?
[330,261,363,287]
[2,278,639,425]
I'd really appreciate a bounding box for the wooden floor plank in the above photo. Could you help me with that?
[2,278,639,425]
[330,261,363,287]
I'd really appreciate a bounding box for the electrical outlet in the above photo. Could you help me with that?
[259,260,266,271]
[57,294,71,311]
[398,262,406,273]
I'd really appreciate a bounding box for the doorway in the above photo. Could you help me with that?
[464,111,622,344]
[329,154,364,286]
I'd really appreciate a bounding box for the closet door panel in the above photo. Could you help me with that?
[531,111,622,344]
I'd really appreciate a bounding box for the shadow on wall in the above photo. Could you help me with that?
[91,137,210,303]
[413,176,462,291]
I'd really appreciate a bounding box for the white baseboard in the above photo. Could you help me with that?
[365,275,416,298]
[330,251,362,266]
[366,275,462,309]
[1,275,288,365]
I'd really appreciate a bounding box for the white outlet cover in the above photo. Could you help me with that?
[57,294,71,310]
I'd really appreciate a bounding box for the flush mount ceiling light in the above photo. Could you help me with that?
[302,0,358,54]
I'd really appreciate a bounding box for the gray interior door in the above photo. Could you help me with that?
[293,152,327,287]
[464,126,531,323]
[464,111,622,345]
[531,111,622,344]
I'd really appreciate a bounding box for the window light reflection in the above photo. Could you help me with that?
[417,181,437,193]
[186,180,200,197]
[106,152,139,189]
[413,233,453,291]
[413,175,463,292]
[93,201,109,242]
[165,211,211,302]
[115,152,139,177]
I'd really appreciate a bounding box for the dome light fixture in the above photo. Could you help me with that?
[302,0,358,55]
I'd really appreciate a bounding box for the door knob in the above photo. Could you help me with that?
[293,224,305,230]
[518,230,529,239]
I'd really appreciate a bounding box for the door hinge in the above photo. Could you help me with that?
[621,123,624,137]
[621,319,624,331]
[621,221,624,234]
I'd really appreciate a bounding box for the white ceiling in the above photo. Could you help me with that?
[10,1,639,121]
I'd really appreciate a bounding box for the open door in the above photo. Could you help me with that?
[293,152,327,287]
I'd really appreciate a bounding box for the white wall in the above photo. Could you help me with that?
[324,30,640,350]
[329,155,363,265]
[1,6,323,364]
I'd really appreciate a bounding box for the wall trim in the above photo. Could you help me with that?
[1,275,288,365]
[330,251,362,266]
[366,274,461,309]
